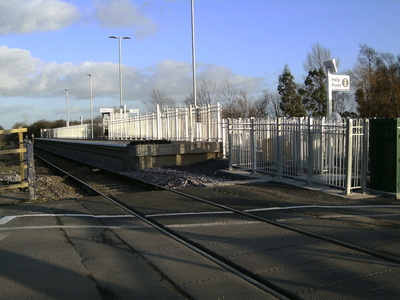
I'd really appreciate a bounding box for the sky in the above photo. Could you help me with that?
[0,0,399,129]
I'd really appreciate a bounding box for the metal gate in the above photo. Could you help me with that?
[227,118,368,195]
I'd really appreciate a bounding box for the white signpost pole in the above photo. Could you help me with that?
[327,71,333,119]
[324,59,350,118]
[324,59,337,119]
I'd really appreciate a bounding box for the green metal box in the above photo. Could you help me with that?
[369,118,400,194]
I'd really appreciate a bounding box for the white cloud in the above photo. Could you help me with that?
[0,0,80,35]
[0,46,263,103]
[93,0,157,38]
[0,46,265,128]
[0,46,40,95]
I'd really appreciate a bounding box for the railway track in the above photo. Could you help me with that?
[34,149,400,299]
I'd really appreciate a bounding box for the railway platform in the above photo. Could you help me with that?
[34,138,223,172]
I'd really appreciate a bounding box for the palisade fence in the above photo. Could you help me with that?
[41,123,91,139]
[40,104,369,195]
[40,103,223,141]
[226,117,369,195]
[107,104,223,141]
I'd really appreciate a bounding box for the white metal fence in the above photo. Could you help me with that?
[106,104,222,141]
[40,104,223,141]
[41,124,91,139]
[40,106,370,194]
[226,118,369,195]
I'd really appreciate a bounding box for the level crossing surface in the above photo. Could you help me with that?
[1,184,400,299]
[0,194,278,299]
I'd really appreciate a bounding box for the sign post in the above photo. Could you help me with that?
[330,74,350,91]
[324,59,350,118]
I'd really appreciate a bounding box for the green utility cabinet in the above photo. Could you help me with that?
[369,118,400,195]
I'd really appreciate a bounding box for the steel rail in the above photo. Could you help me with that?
[34,153,293,299]
[168,187,400,265]
[36,151,400,266]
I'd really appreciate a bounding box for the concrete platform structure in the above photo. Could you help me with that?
[34,138,223,172]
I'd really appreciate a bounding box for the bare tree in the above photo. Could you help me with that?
[144,89,176,113]
[303,43,340,73]
[254,90,280,117]
[351,44,400,117]
[333,92,356,115]
[218,79,240,118]
[236,90,254,118]
[184,79,219,106]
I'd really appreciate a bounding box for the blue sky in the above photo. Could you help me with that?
[0,0,399,129]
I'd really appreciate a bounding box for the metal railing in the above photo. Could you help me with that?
[39,107,370,194]
[106,104,222,141]
[41,124,91,139]
[226,118,369,195]
[41,104,223,142]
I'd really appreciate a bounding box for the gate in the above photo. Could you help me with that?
[227,118,368,195]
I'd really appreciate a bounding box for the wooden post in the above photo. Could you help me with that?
[18,127,25,181]
[26,139,36,201]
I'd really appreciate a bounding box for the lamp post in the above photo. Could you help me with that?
[87,74,94,139]
[191,0,197,108]
[109,36,131,107]
[64,88,70,127]
[190,0,201,142]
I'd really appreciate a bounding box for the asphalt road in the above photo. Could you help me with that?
[1,182,400,299]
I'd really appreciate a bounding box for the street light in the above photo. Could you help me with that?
[87,74,94,139]
[191,0,197,108]
[108,36,131,107]
[64,88,70,127]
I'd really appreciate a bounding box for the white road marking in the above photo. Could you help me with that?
[0,225,147,231]
[0,216,16,225]
[245,205,400,212]
[0,204,398,231]
[0,213,136,225]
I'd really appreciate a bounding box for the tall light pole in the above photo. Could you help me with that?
[87,74,94,139]
[109,36,131,107]
[64,88,70,127]
[191,0,197,108]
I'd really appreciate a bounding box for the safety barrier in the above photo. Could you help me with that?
[226,118,368,195]
[38,106,370,194]
[106,104,222,141]
[40,104,222,142]
[40,124,90,139]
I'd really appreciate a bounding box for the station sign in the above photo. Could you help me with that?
[329,74,350,91]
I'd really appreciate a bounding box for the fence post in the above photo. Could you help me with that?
[175,108,179,140]
[26,138,36,201]
[228,119,233,170]
[156,104,161,140]
[307,118,313,185]
[17,128,25,182]
[345,119,353,195]
[277,118,283,179]
[361,118,369,193]
[250,118,256,174]
[217,103,222,142]
[207,104,211,141]
[189,105,194,142]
